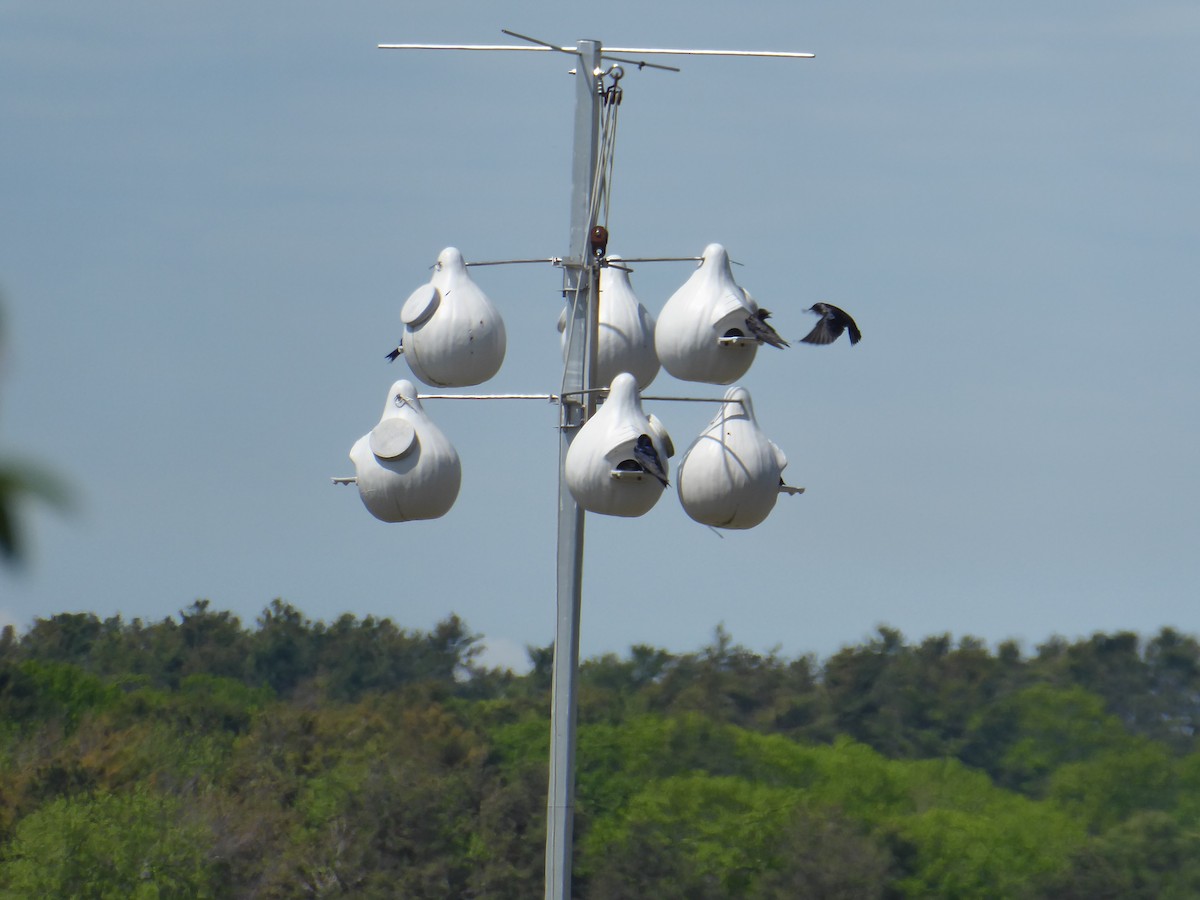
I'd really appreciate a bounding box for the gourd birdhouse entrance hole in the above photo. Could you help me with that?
[564,372,673,517]
[655,243,761,385]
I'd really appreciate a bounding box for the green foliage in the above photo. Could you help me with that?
[1033,629,1200,752]
[583,774,800,897]
[886,796,1080,898]
[1047,741,1177,832]
[756,804,896,899]
[962,684,1135,792]
[0,788,216,898]
[0,659,120,730]
[823,629,1022,758]
[1030,811,1200,899]
[0,606,1198,896]
[577,720,1083,898]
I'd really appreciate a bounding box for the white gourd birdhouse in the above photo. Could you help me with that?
[558,258,659,389]
[654,243,759,384]
[349,379,462,522]
[565,372,673,518]
[401,247,507,388]
[677,386,789,530]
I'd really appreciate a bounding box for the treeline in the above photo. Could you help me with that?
[2,601,1200,897]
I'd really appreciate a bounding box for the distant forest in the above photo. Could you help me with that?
[2,599,1200,897]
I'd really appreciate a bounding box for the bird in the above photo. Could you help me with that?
[799,302,861,346]
[633,434,670,487]
[385,338,403,362]
[745,308,790,349]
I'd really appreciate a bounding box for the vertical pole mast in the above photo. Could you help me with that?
[546,38,602,900]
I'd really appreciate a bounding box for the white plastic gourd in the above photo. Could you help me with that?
[654,243,758,384]
[564,372,673,518]
[349,379,461,522]
[401,247,506,387]
[676,386,789,530]
[558,258,659,389]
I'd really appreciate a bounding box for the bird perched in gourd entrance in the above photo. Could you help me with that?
[633,434,670,487]
[800,302,861,346]
[745,308,790,349]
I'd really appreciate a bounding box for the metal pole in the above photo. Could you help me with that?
[546,38,602,900]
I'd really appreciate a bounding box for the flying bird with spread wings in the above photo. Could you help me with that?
[799,302,861,346]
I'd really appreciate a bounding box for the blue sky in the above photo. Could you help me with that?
[2,1,1197,671]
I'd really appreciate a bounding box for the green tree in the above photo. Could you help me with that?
[0,659,119,730]
[628,626,826,736]
[1143,628,1200,751]
[1047,741,1176,833]
[582,774,797,898]
[314,612,483,701]
[823,628,1022,759]
[885,797,1080,898]
[961,684,1135,793]
[19,613,107,667]
[1031,811,1200,899]
[0,788,216,898]
[251,599,317,695]
[756,805,894,899]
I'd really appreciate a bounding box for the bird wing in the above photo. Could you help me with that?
[825,304,862,344]
[799,317,843,345]
[632,440,670,486]
[823,304,862,345]
[748,315,790,349]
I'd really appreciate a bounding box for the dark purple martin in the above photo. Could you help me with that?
[385,338,403,362]
[745,308,790,349]
[633,434,670,487]
[800,302,861,346]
